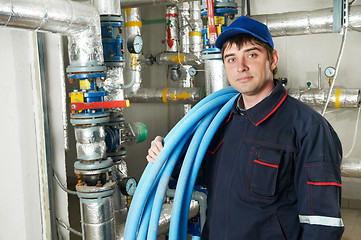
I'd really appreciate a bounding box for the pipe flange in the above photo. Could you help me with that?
[201,48,222,60]
[66,64,106,74]
[74,158,114,174]
[76,181,116,199]
[70,113,110,125]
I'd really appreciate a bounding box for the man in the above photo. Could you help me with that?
[147,16,344,239]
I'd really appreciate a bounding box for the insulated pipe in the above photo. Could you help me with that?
[119,0,192,8]
[157,199,200,236]
[124,87,202,104]
[0,0,104,69]
[165,5,179,52]
[253,5,361,36]
[288,88,360,108]
[124,7,143,93]
[156,52,202,65]
[189,1,203,59]
[178,2,191,54]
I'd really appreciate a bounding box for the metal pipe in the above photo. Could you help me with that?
[125,87,202,104]
[0,0,104,69]
[288,88,360,108]
[157,199,200,236]
[156,52,202,65]
[165,5,179,52]
[253,5,361,37]
[119,0,195,8]
[178,2,191,54]
[124,7,143,93]
[79,195,116,240]
[189,1,203,59]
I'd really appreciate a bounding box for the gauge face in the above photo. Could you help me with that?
[120,177,137,196]
[127,35,143,54]
[325,66,336,78]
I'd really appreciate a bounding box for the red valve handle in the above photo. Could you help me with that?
[70,100,130,111]
[207,0,218,46]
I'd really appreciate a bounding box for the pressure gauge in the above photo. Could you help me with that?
[119,177,137,196]
[127,34,143,54]
[325,66,336,78]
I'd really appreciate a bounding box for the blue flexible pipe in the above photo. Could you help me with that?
[167,107,221,240]
[147,108,221,240]
[143,130,193,239]
[124,87,237,240]
[176,94,239,240]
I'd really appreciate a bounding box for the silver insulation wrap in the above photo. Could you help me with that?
[125,87,201,104]
[80,196,116,240]
[189,1,203,59]
[0,0,104,68]
[203,57,229,95]
[253,5,361,37]
[342,158,361,178]
[288,88,360,108]
[124,7,143,93]
[92,0,121,16]
[156,52,202,65]
[178,2,190,53]
[157,200,200,236]
[99,67,125,101]
[165,5,179,52]
[74,126,107,160]
[119,0,194,8]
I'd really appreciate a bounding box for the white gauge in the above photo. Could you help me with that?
[120,177,137,196]
[325,66,336,78]
[127,34,143,54]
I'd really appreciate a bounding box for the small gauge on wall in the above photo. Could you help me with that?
[127,34,143,54]
[324,66,336,78]
[119,177,137,196]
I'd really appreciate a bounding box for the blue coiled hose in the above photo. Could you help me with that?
[124,87,239,240]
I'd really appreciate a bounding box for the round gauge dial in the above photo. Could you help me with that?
[120,177,137,196]
[325,66,336,78]
[127,34,143,54]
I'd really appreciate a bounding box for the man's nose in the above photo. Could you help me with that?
[237,58,248,72]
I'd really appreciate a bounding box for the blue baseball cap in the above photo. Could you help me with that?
[215,16,274,49]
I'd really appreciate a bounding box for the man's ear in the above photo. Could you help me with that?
[270,49,279,71]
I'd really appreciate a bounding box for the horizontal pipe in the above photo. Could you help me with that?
[157,199,200,236]
[288,88,360,108]
[125,87,202,104]
[253,5,361,37]
[156,52,202,65]
[0,0,104,68]
[119,0,194,8]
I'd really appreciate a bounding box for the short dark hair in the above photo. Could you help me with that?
[221,33,277,74]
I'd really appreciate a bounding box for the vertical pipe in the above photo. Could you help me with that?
[165,5,179,52]
[124,7,143,93]
[189,1,203,59]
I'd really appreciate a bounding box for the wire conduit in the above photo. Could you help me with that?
[124,87,239,239]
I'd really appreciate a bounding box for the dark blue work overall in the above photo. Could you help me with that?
[201,80,344,240]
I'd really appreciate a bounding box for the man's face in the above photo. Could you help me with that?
[223,41,278,98]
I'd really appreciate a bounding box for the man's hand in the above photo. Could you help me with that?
[146,136,164,163]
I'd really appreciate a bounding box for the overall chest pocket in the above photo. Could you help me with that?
[249,147,284,198]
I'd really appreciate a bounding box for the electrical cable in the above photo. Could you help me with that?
[53,169,77,195]
[124,87,238,240]
[321,1,349,116]
[56,218,82,237]
[321,26,348,116]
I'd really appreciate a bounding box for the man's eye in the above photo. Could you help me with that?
[249,53,256,58]
[227,58,235,63]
